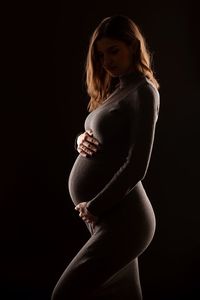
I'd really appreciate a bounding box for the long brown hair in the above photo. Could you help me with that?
[85,15,159,112]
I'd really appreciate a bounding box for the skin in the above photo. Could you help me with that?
[96,38,135,77]
[77,129,99,157]
[75,38,135,224]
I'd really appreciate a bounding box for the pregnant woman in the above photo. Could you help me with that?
[52,14,160,300]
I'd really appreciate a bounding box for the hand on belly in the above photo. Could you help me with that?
[75,202,98,224]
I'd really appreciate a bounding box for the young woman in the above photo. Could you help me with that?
[52,14,160,300]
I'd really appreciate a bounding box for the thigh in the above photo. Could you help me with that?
[51,223,142,300]
[52,182,155,300]
[95,258,143,300]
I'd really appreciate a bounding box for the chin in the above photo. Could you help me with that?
[108,70,122,77]
[110,73,119,78]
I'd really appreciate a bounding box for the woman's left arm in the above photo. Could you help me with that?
[85,84,160,217]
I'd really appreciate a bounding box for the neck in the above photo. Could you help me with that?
[119,71,144,89]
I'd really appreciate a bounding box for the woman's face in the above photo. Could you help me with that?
[96,38,135,77]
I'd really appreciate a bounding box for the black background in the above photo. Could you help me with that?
[1,0,200,299]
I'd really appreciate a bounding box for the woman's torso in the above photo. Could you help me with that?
[68,75,148,206]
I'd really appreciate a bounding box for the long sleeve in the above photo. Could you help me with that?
[86,84,160,216]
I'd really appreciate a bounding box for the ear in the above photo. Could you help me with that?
[130,39,140,55]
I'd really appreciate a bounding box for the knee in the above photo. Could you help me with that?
[51,282,75,300]
[51,288,59,300]
[51,285,64,300]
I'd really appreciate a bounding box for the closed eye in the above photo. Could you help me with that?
[109,48,119,55]
[97,47,119,59]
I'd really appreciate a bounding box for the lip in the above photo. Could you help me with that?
[106,66,117,71]
[105,66,119,75]
[108,67,122,77]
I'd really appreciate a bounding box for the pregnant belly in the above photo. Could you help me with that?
[68,155,122,206]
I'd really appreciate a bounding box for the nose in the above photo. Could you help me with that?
[103,55,113,69]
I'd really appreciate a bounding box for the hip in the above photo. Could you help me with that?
[94,182,156,238]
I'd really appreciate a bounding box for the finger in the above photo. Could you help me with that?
[87,218,95,224]
[85,219,91,223]
[77,148,87,157]
[85,134,100,146]
[81,215,90,222]
[77,146,91,156]
[82,216,91,222]
[86,129,93,136]
[82,213,95,222]
[82,140,98,152]
[78,145,93,156]
[75,205,84,212]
